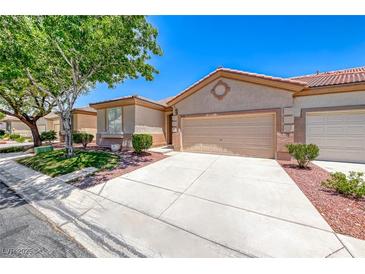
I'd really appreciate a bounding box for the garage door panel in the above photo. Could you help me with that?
[182,114,275,158]
[306,110,365,163]
[183,127,273,136]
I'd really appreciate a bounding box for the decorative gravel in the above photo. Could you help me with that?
[278,160,365,240]
[72,150,167,189]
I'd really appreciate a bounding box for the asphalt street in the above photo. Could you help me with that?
[0,181,93,258]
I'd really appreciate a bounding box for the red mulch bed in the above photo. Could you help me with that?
[69,147,167,189]
[278,160,365,240]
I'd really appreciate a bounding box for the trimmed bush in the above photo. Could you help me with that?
[9,133,21,140]
[40,130,57,144]
[14,136,26,143]
[0,146,28,153]
[132,134,153,153]
[286,143,319,168]
[73,132,94,148]
[322,171,365,198]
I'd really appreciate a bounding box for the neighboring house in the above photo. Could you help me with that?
[90,96,172,148]
[57,107,98,141]
[90,66,365,163]
[0,115,48,137]
[0,106,97,140]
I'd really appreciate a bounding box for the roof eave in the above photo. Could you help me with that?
[294,82,365,97]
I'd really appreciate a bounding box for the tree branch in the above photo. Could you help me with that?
[26,69,55,98]
[54,40,73,67]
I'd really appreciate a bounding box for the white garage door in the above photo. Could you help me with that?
[181,113,275,158]
[306,110,365,163]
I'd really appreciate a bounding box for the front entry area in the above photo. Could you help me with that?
[306,109,365,163]
[181,113,275,158]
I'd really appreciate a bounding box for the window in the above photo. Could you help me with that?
[107,107,122,133]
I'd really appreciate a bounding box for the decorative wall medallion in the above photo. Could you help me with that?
[210,80,230,100]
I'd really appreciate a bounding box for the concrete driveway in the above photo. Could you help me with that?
[314,160,365,175]
[88,152,352,257]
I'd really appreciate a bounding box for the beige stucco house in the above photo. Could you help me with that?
[90,66,365,163]
[90,96,172,148]
[0,115,49,137]
[0,106,97,140]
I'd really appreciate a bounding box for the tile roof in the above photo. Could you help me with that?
[290,66,365,87]
[89,95,167,108]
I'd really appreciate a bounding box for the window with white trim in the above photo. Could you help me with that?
[107,107,122,133]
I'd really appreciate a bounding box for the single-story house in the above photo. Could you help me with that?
[90,66,365,163]
[0,106,97,140]
[90,96,172,148]
[0,115,49,137]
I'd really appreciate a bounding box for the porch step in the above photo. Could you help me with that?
[148,145,174,154]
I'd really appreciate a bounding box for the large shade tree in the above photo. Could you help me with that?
[0,17,55,146]
[1,16,162,156]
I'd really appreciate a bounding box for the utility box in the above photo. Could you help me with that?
[34,145,54,154]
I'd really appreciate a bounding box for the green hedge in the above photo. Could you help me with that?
[73,132,94,148]
[132,134,153,153]
[0,146,29,153]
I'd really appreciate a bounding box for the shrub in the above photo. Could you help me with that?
[40,130,57,144]
[9,133,21,140]
[72,132,94,148]
[286,143,319,168]
[132,134,153,153]
[322,171,365,198]
[0,129,5,136]
[14,136,26,143]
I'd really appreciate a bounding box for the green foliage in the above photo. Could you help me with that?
[18,149,119,177]
[322,172,365,198]
[0,146,28,153]
[286,143,320,168]
[40,130,57,144]
[1,133,27,143]
[72,132,94,148]
[132,134,153,153]
[0,129,5,136]
[0,16,161,156]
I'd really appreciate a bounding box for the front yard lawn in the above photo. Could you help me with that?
[18,149,119,177]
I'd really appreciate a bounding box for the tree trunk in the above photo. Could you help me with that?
[61,112,74,157]
[28,122,42,147]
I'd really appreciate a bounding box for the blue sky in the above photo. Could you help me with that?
[76,16,365,107]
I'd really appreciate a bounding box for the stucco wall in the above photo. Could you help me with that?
[74,113,97,137]
[134,105,165,134]
[293,91,365,117]
[175,78,293,115]
[123,105,135,134]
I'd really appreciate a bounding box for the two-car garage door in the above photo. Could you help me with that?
[306,110,365,163]
[181,113,275,158]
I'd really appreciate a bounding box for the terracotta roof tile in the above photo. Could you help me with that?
[290,66,365,87]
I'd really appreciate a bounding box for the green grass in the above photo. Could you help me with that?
[17,149,119,177]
